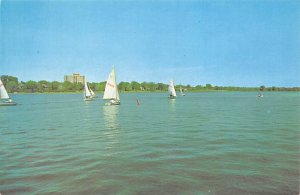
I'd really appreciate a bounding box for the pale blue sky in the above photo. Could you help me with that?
[1,0,299,87]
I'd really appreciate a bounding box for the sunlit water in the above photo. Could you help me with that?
[0,92,299,194]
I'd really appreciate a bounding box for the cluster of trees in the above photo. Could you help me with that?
[1,75,299,93]
[0,75,103,93]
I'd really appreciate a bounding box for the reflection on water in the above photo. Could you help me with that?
[169,98,176,112]
[102,105,119,149]
[82,100,95,123]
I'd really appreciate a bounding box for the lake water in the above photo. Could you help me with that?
[0,92,299,194]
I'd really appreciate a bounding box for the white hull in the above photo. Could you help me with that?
[105,100,120,106]
[84,97,94,101]
[169,95,176,99]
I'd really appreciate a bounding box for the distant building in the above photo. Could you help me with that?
[64,73,85,84]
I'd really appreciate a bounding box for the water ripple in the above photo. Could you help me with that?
[0,92,299,194]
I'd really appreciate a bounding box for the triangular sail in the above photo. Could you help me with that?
[0,79,10,99]
[84,81,92,98]
[89,87,95,96]
[103,67,120,101]
[169,80,177,97]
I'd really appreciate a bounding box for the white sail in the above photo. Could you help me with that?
[169,80,177,97]
[90,87,95,96]
[0,79,10,99]
[103,67,120,101]
[84,81,92,98]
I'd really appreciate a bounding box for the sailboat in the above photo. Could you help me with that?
[257,92,263,98]
[168,80,177,99]
[180,87,186,96]
[103,66,120,105]
[84,80,93,101]
[0,79,17,106]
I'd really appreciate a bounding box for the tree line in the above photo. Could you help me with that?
[1,75,299,93]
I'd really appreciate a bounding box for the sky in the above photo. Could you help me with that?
[1,0,299,87]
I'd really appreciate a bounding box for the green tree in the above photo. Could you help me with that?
[140,82,148,91]
[157,83,167,91]
[51,81,60,92]
[62,81,73,91]
[148,82,157,91]
[73,83,83,91]
[205,84,212,89]
[131,81,140,91]
[118,82,132,91]
[195,85,203,90]
[96,82,106,91]
[118,82,125,91]
[26,80,38,92]
[18,81,26,91]
[6,81,18,93]
[1,75,18,85]
[37,80,50,92]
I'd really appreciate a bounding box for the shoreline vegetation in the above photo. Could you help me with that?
[1,75,299,94]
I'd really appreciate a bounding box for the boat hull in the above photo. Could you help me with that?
[84,98,94,101]
[105,100,120,106]
[0,102,17,106]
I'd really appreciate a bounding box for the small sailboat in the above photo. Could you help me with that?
[168,80,177,99]
[84,80,93,101]
[180,87,186,96]
[257,92,263,98]
[0,79,17,106]
[103,66,120,105]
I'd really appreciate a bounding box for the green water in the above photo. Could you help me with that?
[0,92,299,194]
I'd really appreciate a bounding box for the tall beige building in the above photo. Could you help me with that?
[64,73,85,84]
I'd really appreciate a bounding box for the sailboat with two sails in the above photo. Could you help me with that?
[103,66,120,105]
[0,79,17,106]
[83,79,95,101]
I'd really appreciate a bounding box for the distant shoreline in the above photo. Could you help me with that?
[10,90,299,95]
[1,75,299,93]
